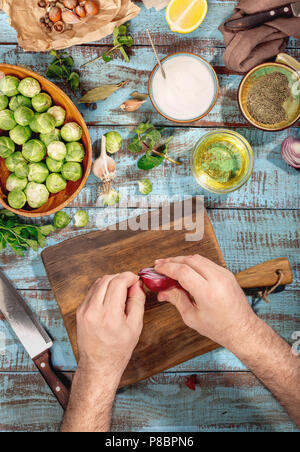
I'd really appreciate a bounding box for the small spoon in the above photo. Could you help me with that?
[93,135,116,195]
[146,28,166,79]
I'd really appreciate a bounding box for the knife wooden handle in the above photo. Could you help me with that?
[34,349,69,410]
[224,6,293,31]
[235,257,293,289]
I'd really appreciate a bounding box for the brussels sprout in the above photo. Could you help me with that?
[14,106,35,126]
[61,122,82,142]
[15,162,29,179]
[36,113,56,134]
[105,131,122,154]
[66,142,85,162]
[28,162,49,183]
[25,182,49,209]
[74,210,89,228]
[47,141,67,161]
[61,162,83,181]
[40,128,61,147]
[29,113,42,133]
[32,93,52,113]
[138,178,153,195]
[102,188,121,206]
[18,77,41,98]
[0,94,9,111]
[53,211,71,229]
[5,151,26,172]
[9,125,32,145]
[6,173,27,192]
[22,139,46,163]
[48,106,66,127]
[0,110,17,131]
[8,190,27,210]
[0,76,20,97]
[0,136,15,158]
[46,157,63,173]
[46,173,67,194]
[9,95,32,112]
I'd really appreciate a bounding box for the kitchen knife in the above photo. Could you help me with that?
[225,2,300,31]
[0,270,69,410]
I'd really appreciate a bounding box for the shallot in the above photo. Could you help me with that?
[281,136,300,169]
[84,0,100,16]
[138,268,180,293]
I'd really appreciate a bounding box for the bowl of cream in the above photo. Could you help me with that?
[148,52,219,123]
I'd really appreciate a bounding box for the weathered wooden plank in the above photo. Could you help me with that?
[70,126,299,210]
[1,45,300,127]
[0,288,298,373]
[0,372,298,432]
[0,208,299,290]
[0,1,299,48]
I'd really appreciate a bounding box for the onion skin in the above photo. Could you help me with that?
[138,268,180,293]
[281,136,300,169]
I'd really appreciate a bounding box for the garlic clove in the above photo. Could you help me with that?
[93,135,117,183]
[120,99,146,112]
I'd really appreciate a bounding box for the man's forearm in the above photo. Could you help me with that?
[61,368,120,432]
[225,315,300,428]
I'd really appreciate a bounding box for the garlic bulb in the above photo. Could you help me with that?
[93,135,117,194]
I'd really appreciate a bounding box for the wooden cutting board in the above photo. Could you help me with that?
[42,202,292,387]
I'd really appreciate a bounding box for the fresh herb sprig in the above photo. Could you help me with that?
[0,210,55,257]
[46,50,80,96]
[81,24,134,68]
[129,122,181,171]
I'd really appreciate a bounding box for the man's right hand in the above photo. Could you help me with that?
[155,255,258,349]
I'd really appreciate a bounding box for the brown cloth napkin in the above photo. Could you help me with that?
[219,0,300,73]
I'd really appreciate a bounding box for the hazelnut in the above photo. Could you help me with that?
[38,0,48,7]
[84,0,99,16]
[54,21,65,33]
[63,0,78,8]
[49,6,62,22]
[75,5,87,18]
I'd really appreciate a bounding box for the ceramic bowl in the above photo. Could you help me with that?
[238,62,300,132]
[148,52,219,123]
[0,64,92,218]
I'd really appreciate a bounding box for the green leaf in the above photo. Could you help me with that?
[134,122,153,136]
[102,53,113,63]
[63,56,74,67]
[46,64,63,79]
[137,153,164,171]
[118,35,134,47]
[68,72,80,91]
[129,136,143,153]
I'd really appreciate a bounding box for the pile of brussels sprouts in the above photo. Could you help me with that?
[0,75,86,210]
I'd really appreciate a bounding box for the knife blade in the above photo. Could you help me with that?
[0,270,69,409]
[225,2,300,31]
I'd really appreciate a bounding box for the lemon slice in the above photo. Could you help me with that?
[166,0,208,34]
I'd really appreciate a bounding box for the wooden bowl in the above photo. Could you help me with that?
[0,64,92,218]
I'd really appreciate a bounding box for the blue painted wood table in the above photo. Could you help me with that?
[0,0,299,432]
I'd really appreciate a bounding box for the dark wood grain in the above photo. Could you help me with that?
[33,350,69,410]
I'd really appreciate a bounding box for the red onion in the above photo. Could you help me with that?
[138,268,179,293]
[281,136,300,169]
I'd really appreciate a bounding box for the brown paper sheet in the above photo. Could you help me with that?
[0,0,140,52]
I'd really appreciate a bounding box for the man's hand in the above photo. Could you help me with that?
[76,272,145,380]
[61,272,145,432]
[155,255,257,349]
[156,255,300,428]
